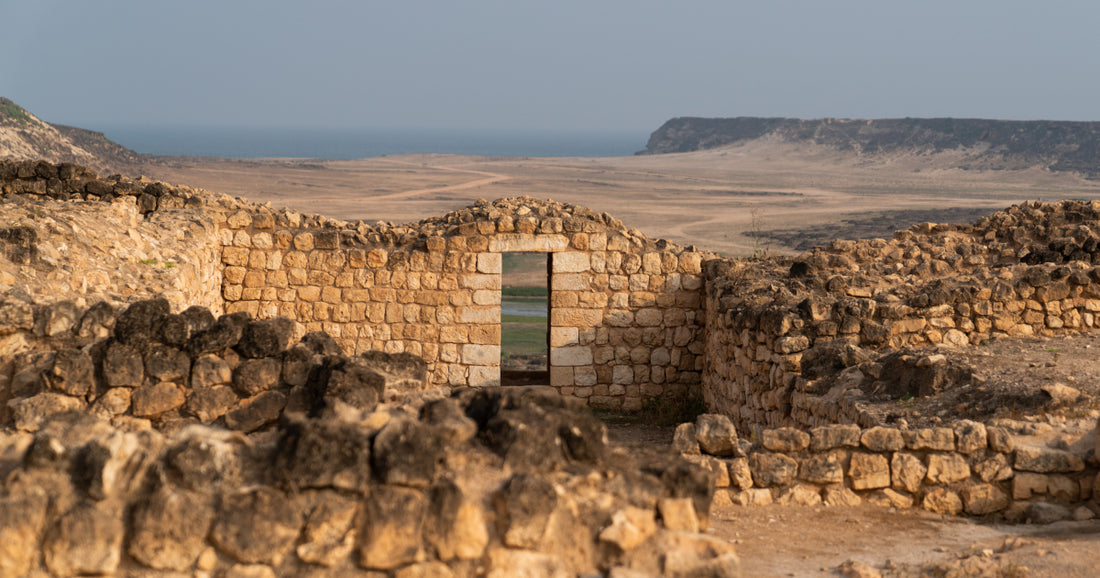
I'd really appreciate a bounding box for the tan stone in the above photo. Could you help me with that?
[823,486,862,507]
[1012,472,1049,499]
[457,306,499,324]
[733,488,773,506]
[904,427,955,451]
[776,484,822,506]
[925,453,970,484]
[551,346,593,366]
[658,497,699,532]
[488,234,569,252]
[550,327,579,347]
[921,488,963,515]
[848,453,890,490]
[890,452,926,494]
[551,251,590,273]
[762,427,811,452]
[860,426,905,451]
[598,507,656,552]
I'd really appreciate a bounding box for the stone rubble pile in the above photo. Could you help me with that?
[704,200,1100,430]
[676,414,1099,522]
[0,298,738,577]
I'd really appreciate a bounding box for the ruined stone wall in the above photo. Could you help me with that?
[0,160,223,312]
[1,162,713,411]
[213,197,711,410]
[0,297,734,578]
[703,200,1100,430]
[678,414,1099,521]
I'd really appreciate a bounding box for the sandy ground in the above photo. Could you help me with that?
[135,140,1100,256]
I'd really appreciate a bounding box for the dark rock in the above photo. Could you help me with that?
[231,358,281,396]
[482,405,566,472]
[304,357,385,416]
[235,317,294,358]
[643,454,715,528]
[0,225,38,264]
[558,409,608,464]
[155,313,191,347]
[128,484,215,571]
[493,474,558,548]
[210,487,301,565]
[144,344,191,384]
[425,478,489,561]
[179,305,216,334]
[44,348,94,396]
[102,341,143,387]
[358,350,428,395]
[0,295,35,333]
[800,340,872,379]
[76,301,116,341]
[10,393,85,432]
[694,414,738,457]
[225,391,286,432]
[358,485,426,570]
[869,350,972,398]
[275,417,372,492]
[187,311,252,355]
[280,345,315,387]
[372,416,442,488]
[299,331,344,356]
[114,298,170,347]
[164,433,242,493]
[190,354,231,388]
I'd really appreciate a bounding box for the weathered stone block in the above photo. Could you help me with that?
[762,427,811,452]
[550,346,592,367]
[921,488,962,515]
[132,382,186,418]
[890,452,926,494]
[748,452,798,487]
[904,427,955,451]
[461,344,501,365]
[848,452,890,490]
[809,424,861,451]
[925,453,971,484]
[211,487,301,566]
[129,485,215,571]
[43,502,124,577]
[358,486,427,570]
[860,426,905,452]
[799,451,844,484]
[1015,445,1086,473]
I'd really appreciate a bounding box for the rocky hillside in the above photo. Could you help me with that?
[641,116,1100,177]
[0,97,143,174]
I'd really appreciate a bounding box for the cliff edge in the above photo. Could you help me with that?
[641,116,1100,177]
[0,97,143,174]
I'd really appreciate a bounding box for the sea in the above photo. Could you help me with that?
[96,125,650,159]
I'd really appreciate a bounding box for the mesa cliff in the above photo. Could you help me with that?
[641,116,1100,177]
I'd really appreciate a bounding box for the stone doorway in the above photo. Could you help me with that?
[500,252,550,385]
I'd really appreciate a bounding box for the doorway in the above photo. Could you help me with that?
[500,252,550,385]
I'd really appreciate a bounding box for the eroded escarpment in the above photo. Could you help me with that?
[0,298,734,577]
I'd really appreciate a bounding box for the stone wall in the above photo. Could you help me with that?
[703,200,1100,430]
[677,414,1099,521]
[211,196,712,410]
[0,299,735,577]
[1,161,713,410]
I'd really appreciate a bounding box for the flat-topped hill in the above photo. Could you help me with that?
[642,116,1100,177]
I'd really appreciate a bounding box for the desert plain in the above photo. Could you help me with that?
[136,139,1100,257]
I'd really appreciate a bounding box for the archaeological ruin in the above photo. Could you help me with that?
[2,159,1099,576]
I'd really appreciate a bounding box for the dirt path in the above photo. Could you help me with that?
[370,158,511,199]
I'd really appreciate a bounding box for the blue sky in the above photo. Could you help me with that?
[4,0,1100,131]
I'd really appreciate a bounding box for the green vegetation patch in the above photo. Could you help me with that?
[502,286,548,297]
[502,315,547,357]
[0,98,34,125]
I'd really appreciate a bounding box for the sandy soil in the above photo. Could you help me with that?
[134,140,1100,256]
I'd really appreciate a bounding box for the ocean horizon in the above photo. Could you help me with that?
[95,125,650,160]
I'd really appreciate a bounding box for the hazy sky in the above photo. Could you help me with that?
[5,0,1100,132]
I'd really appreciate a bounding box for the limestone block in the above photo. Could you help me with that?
[43,502,124,577]
[733,488,773,506]
[1014,445,1085,473]
[864,489,913,509]
[921,488,963,515]
[635,308,663,327]
[551,274,590,291]
[550,327,579,347]
[848,452,890,490]
[729,458,754,490]
[904,427,955,451]
[358,486,426,570]
[551,251,590,273]
[132,382,186,418]
[457,306,500,324]
[762,427,811,452]
[472,289,501,305]
[925,453,971,484]
[799,451,845,484]
[129,485,215,570]
[777,484,823,506]
[475,252,501,274]
[550,366,573,386]
[551,346,593,367]
[823,486,862,507]
[468,365,501,387]
[599,507,657,552]
[488,234,569,252]
[658,497,700,533]
[612,365,633,385]
[748,452,798,487]
[551,308,602,327]
[810,424,861,451]
[862,427,905,451]
[574,366,597,386]
[890,452,927,494]
[953,420,988,454]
